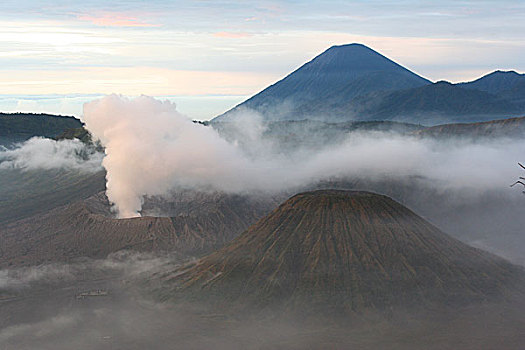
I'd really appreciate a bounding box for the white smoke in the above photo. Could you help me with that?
[82,94,255,218]
[82,94,524,218]
[0,137,103,172]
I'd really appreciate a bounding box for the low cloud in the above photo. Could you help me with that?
[0,137,103,172]
[77,13,161,28]
[82,94,524,218]
[0,264,73,290]
[1,251,524,350]
[214,31,252,39]
[0,251,174,291]
[0,315,80,344]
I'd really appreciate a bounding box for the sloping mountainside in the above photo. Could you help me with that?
[0,191,280,268]
[0,113,82,145]
[211,115,523,158]
[0,168,106,225]
[214,43,431,122]
[213,44,525,125]
[157,190,525,315]
[212,119,423,153]
[501,80,525,105]
[459,70,525,95]
[459,70,525,106]
[414,115,525,138]
[298,81,521,124]
[351,81,520,124]
[55,126,93,143]
[55,126,104,152]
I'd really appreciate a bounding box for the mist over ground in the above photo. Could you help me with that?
[1,95,524,349]
[2,94,522,264]
[0,137,102,173]
[1,251,524,350]
[82,95,524,220]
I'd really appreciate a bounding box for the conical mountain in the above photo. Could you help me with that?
[213,44,430,122]
[159,190,524,314]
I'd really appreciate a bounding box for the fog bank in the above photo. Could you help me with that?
[1,252,525,350]
[82,95,524,218]
[0,137,102,173]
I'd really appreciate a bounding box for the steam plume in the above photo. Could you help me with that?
[82,94,524,218]
[82,95,251,217]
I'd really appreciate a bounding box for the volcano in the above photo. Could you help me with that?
[0,191,280,268]
[159,190,525,314]
[212,44,524,124]
[213,43,430,122]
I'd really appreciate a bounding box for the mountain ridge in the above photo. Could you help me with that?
[214,43,431,122]
[213,44,525,125]
[459,70,525,94]
[0,112,83,145]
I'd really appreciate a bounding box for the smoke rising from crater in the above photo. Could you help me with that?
[82,94,524,218]
[82,94,257,218]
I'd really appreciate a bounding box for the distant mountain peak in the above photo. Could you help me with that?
[213,43,431,122]
[490,70,523,76]
[324,42,376,52]
[330,42,367,48]
[435,80,453,85]
[306,42,413,73]
[212,44,524,124]
[460,69,525,96]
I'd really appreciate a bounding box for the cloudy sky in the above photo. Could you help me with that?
[0,0,524,120]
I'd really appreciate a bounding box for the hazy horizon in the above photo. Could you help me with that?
[1,0,524,119]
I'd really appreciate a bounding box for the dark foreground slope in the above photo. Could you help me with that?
[158,190,525,315]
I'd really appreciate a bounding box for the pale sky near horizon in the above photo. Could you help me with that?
[0,0,524,120]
